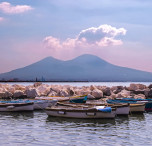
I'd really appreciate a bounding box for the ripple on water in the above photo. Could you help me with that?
[0,112,152,145]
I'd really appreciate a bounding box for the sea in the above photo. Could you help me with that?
[1,82,152,146]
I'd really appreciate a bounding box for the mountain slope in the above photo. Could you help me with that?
[0,54,152,81]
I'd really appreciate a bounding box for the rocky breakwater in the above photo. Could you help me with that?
[0,83,152,100]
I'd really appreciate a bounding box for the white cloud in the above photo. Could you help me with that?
[0,2,33,14]
[43,24,127,50]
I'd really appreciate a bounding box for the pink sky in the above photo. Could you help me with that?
[0,1,152,73]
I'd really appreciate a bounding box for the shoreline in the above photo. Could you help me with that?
[0,82,152,100]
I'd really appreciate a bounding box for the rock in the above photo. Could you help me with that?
[80,90,90,96]
[12,84,25,91]
[0,91,13,98]
[90,85,96,91]
[48,91,58,97]
[148,84,152,89]
[50,87,60,94]
[138,84,146,90]
[7,87,15,94]
[134,94,145,99]
[115,90,131,98]
[67,87,75,96]
[112,86,124,94]
[25,88,39,98]
[34,82,42,87]
[37,85,50,96]
[87,94,95,100]
[111,86,118,92]
[13,90,25,98]
[0,92,5,98]
[147,89,152,98]
[129,83,146,91]
[59,90,69,97]
[110,94,117,99]
[132,90,145,94]
[144,89,150,98]
[74,89,82,96]
[91,89,103,98]
[102,87,111,96]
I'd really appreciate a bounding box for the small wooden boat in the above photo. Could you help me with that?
[0,102,34,112]
[130,103,145,113]
[36,95,88,103]
[0,99,50,110]
[45,103,116,119]
[107,103,130,115]
[69,95,87,103]
[74,101,130,116]
[107,99,146,113]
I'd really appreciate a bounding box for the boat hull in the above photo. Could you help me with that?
[115,106,130,115]
[0,103,34,112]
[45,108,116,119]
[130,104,145,113]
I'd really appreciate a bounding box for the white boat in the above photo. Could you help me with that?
[130,103,145,113]
[85,101,130,115]
[0,102,34,112]
[106,104,130,115]
[45,104,116,119]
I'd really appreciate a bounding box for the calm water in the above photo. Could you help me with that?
[0,111,152,146]
[1,82,152,146]
[2,82,152,87]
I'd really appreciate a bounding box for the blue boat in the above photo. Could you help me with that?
[0,99,49,110]
[107,98,152,112]
[69,95,88,103]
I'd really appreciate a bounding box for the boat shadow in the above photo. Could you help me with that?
[46,116,116,126]
[129,113,145,121]
[0,111,34,119]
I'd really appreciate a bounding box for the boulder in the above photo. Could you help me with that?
[67,87,75,96]
[102,87,111,96]
[13,90,25,98]
[90,85,96,91]
[148,84,152,89]
[147,89,152,98]
[144,89,150,98]
[132,90,145,95]
[110,86,118,92]
[25,88,39,98]
[33,82,42,87]
[37,85,50,96]
[110,94,117,99]
[129,83,146,91]
[12,84,25,91]
[7,87,15,94]
[50,87,60,94]
[48,91,58,97]
[91,89,103,98]
[134,94,145,99]
[87,94,95,100]
[0,91,13,98]
[59,90,69,97]
[115,90,131,98]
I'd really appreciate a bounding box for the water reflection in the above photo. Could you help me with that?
[46,116,116,127]
[0,111,151,146]
[129,113,145,121]
[0,111,34,119]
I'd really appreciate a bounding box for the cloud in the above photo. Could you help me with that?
[0,17,4,21]
[43,24,127,50]
[0,2,33,14]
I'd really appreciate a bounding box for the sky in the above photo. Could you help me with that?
[0,0,152,73]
